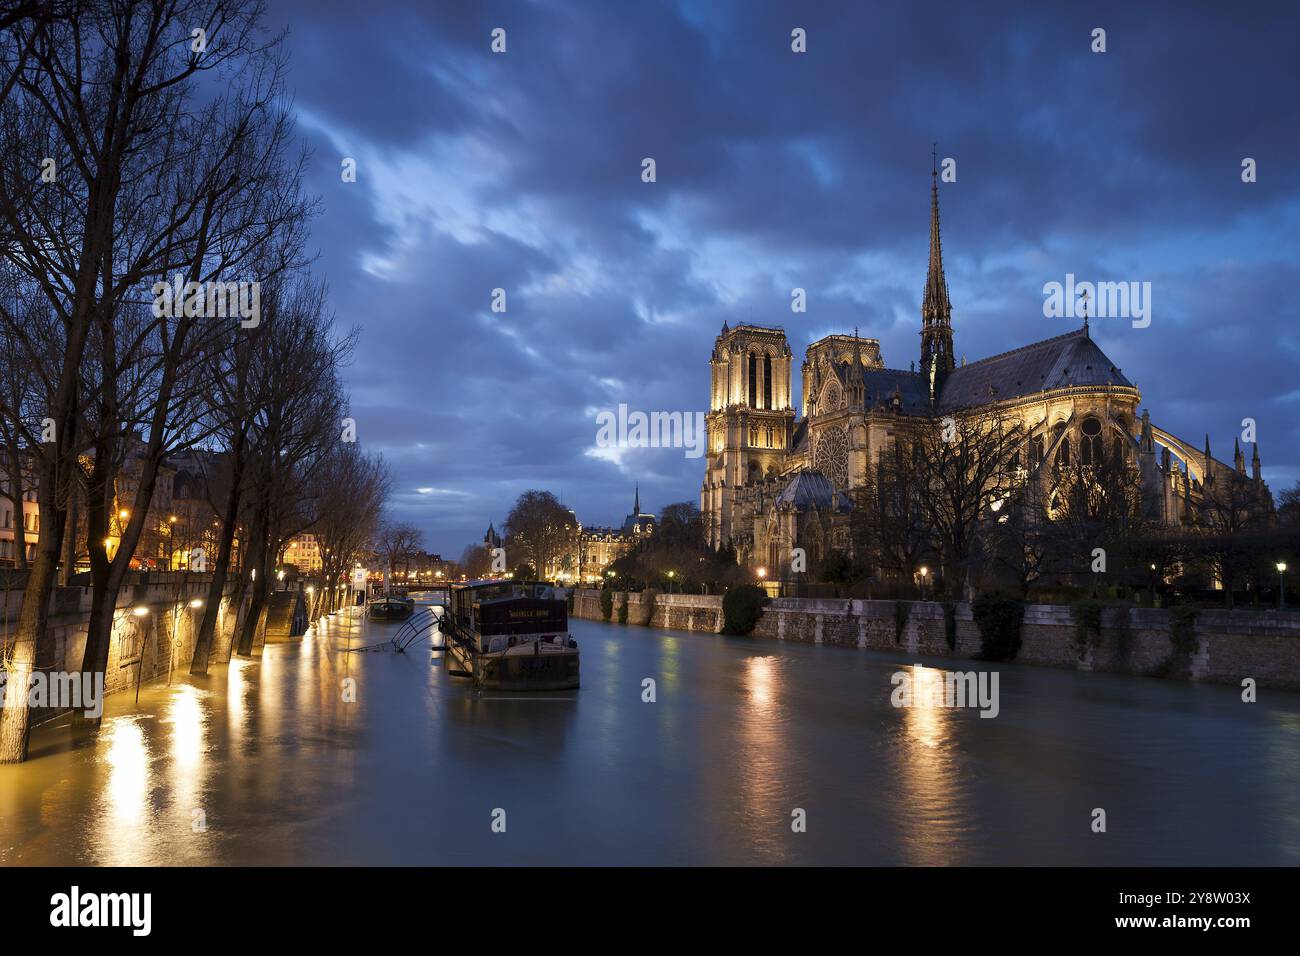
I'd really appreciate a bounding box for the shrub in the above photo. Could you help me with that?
[972,590,1025,661]
[894,600,911,645]
[941,601,957,652]
[617,591,629,625]
[722,585,770,635]
[1069,598,1105,661]
[600,587,613,621]
[1169,606,1199,657]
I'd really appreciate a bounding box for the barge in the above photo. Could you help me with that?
[367,594,415,620]
[440,580,579,691]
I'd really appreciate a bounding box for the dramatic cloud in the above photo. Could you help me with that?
[271,0,1300,554]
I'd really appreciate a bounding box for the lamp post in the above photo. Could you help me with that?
[1278,562,1288,610]
[919,565,929,600]
[666,569,675,595]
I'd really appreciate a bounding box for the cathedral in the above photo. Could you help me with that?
[701,165,1269,575]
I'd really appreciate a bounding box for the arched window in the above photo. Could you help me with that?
[748,352,757,407]
[1029,433,1044,468]
[1052,422,1068,468]
[1050,426,1071,470]
[1080,417,1103,465]
[763,354,772,409]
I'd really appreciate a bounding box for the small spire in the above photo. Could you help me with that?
[1204,434,1213,486]
[634,482,640,514]
[721,320,729,335]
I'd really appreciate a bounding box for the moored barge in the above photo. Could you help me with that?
[441,580,579,691]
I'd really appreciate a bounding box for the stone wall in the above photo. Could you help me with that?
[571,589,1300,689]
[1,571,243,724]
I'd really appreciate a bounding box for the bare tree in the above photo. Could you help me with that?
[376,520,423,586]
[502,490,578,581]
[909,409,1024,597]
[0,0,295,761]
[310,445,389,618]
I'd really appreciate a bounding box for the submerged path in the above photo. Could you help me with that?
[2,602,1298,865]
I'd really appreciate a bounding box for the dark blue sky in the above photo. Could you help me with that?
[270,0,1300,556]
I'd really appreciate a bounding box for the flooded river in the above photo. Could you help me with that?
[2,601,1298,865]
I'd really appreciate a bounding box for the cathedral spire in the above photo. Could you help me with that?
[920,144,954,379]
[634,482,640,514]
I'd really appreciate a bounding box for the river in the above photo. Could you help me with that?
[2,600,1297,865]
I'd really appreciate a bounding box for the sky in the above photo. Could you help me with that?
[267,0,1300,558]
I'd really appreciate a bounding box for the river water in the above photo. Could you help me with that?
[2,600,1298,865]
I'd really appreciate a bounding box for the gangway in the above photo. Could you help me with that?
[342,602,447,654]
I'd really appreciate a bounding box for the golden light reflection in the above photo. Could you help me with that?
[169,685,205,769]
[95,717,150,866]
[748,656,774,710]
[896,663,963,865]
[906,664,948,750]
[227,657,252,749]
[732,655,788,863]
[166,685,209,855]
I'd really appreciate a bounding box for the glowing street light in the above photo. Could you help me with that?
[132,606,149,617]
[757,567,767,579]
[1278,562,1288,610]
[189,598,203,608]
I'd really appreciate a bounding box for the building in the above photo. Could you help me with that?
[702,163,1270,575]
[282,533,324,573]
[572,485,656,583]
[482,487,657,584]
[0,456,39,567]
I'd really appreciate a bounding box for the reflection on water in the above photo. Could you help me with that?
[896,664,962,865]
[97,717,151,867]
[1,604,1298,866]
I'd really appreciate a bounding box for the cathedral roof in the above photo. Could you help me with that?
[858,366,930,412]
[844,329,1133,416]
[937,328,1133,409]
[775,470,852,512]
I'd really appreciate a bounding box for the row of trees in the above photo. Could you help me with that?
[0,2,390,763]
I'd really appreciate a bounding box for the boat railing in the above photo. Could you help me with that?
[391,606,443,653]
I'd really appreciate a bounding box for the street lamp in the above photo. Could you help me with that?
[757,567,767,579]
[1278,562,1288,610]
[919,565,929,599]
[667,569,675,594]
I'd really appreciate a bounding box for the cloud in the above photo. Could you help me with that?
[269,0,1300,552]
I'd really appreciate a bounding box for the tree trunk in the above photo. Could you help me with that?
[0,459,66,762]
[190,440,245,674]
[236,572,269,656]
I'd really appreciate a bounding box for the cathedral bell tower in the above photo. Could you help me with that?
[701,323,795,549]
[920,147,955,394]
